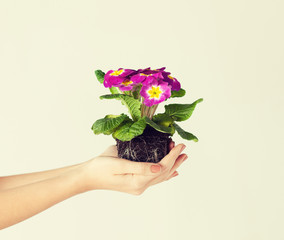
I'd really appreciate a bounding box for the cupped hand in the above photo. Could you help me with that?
[80,141,188,195]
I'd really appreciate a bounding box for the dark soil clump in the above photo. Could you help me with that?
[115,126,172,163]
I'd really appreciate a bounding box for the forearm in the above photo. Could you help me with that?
[0,167,86,230]
[0,162,83,190]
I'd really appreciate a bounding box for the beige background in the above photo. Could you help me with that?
[0,0,283,239]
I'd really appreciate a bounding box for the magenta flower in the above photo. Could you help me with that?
[130,67,181,91]
[161,72,181,91]
[103,67,181,95]
[139,67,166,75]
[115,77,142,91]
[103,68,135,88]
[140,79,171,106]
[130,67,164,85]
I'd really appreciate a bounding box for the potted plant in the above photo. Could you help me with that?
[91,67,203,163]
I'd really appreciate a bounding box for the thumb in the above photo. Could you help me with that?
[99,145,118,157]
[119,159,162,176]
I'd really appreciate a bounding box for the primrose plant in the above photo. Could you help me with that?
[91,67,203,144]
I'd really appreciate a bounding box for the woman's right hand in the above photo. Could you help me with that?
[79,141,188,195]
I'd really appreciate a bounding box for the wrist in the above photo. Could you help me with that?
[60,164,91,195]
[74,160,99,192]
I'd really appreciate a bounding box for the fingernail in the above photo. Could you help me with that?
[181,144,186,152]
[151,165,161,173]
[173,172,179,177]
[183,156,188,162]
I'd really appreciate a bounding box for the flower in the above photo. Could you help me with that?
[103,68,136,88]
[131,67,181,91]
[160,71,181,91]
[130,67,164,85]
[140,79,171,106]
[117,77,143,91]
[103,67,181,95]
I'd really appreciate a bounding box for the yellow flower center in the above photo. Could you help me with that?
[147,86,162,99]
[110,69,124,76]
[122,79,133,86]
[141,73,152,76]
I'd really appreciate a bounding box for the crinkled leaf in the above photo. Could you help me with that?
[100,94,124,100]
[145,117,175,135]
[91,114,129,135]
[112,117,147,141]
[94,70,105,84]
[170,88,186,98]
[173,123,198,142]
[100,94,141,121]
[165,98,203,121]
[152,113,174,127]
[110,87,120,94]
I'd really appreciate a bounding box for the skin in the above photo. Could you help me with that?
[0,141,187,230]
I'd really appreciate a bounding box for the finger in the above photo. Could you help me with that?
[166,170,179,180]
[159,144,186,169]
[99,145,118,157]
[169,140,175,151]
[148,169,179,186]
[169,154,187,176]
[118,159,162,176]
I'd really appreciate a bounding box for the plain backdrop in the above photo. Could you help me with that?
[0,0,283,239]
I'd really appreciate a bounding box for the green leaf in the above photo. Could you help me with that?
[91,114,129,135]
[109,87,120,94]
[112,117,147,141]
[170,88,186,98]
[145,117,175,135]
[152,113,174,127]
[94,70,105,84]
[165,98,203,121]
[100,94,141,121]
[173,123,198,142]
[99,94,122,100]
[132,83,142,99]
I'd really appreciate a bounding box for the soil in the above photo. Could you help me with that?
[115,126,172,163]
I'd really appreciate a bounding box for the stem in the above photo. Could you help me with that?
[150,104,159,119]
[149,108,153,119]
[145,106,150,117]
[147,104,158,120]
[141,98,146,118]
[141,104,145,117]
[141,103,159,119]
[148,106,153,120]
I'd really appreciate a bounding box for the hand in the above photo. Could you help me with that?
[0,140,187,229]
[79,141,188,195]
